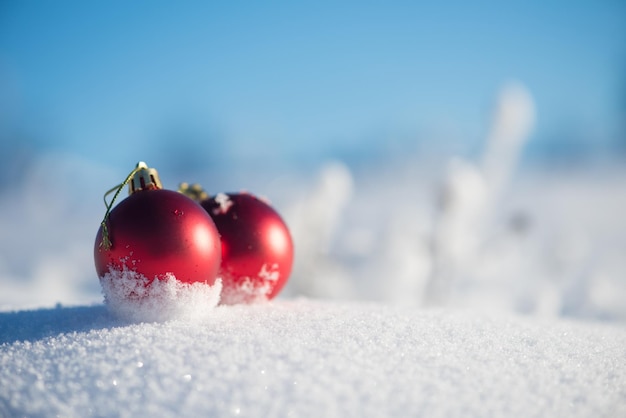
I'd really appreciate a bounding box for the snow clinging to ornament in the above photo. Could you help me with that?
[94,162,222,307]
[179,183,295,305]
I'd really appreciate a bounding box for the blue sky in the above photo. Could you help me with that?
[0,1,624,171]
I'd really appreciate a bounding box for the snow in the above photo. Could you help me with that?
[212,192,234,215]
[1,301,625,417]
[99,268,222,323]
[219,275,273,306]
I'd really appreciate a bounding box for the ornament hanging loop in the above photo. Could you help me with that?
[99,161,160,250]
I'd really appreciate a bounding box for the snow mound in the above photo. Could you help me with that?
[219,276,271,305]
[1,300,625,417]
[100,268,222,322]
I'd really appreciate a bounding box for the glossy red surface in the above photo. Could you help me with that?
[201,193,294,302]
[94,189,221,284]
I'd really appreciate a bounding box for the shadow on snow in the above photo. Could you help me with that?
[0,304,119,344]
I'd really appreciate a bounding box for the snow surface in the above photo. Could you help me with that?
[1,300,625,417]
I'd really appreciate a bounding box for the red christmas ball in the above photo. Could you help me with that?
[94,169,221,285]
[200,192,294,304]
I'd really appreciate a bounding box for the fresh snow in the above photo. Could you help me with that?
[1,300,625,417]
[99,268,223,323]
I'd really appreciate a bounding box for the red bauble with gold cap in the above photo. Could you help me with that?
[94,163,221,284]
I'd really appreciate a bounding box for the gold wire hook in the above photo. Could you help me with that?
[98,164,145,250]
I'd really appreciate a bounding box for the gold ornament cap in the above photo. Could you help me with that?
[129,161,162,194]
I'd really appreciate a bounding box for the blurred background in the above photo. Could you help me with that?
[1,1,625,320]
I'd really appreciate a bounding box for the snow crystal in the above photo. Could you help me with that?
[1,301,625,417]
[219,263,282,305]
[99,267,222,322]
[258,263,280,282]
[220,276,272,305]
[212,192,233,215]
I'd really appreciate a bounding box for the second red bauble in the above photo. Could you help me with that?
[200,192,294,304]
